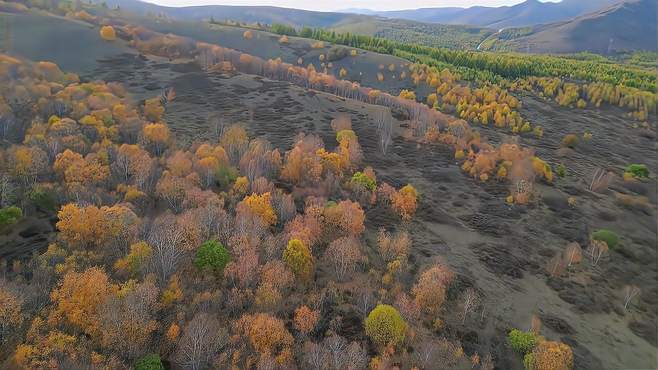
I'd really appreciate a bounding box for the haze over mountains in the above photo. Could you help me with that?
[102,0,654,54]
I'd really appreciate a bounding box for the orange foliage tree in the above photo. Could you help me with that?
[412,263,454,315]
[99,26,117,41]
[390,184,418,221]
[235,313,293,364]
[293,305,319,336]
[49,267,115,337]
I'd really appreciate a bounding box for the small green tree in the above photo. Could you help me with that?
[0,206,22,227]
[134,354,164,370]
[29,186,56,212]
[625,164,649,178]
[364,304,406,347]
[351,172,376,191]
[194,240,230,273]
[591,229,619,249]
[283,239,313,280]
[508,329,538,354]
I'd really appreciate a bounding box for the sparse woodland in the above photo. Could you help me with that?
[0,1,656,369]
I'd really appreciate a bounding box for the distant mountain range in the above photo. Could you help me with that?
[341,0,620,28]
[98,0,655,54]
[479,0,656,53]
[103,0,363,27]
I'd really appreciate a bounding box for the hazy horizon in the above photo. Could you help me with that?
[141,0,561,12]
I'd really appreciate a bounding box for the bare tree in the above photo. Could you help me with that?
[174,313,228,370]
[589,168,613,193]
[622,285,641,310]
[373,108,393,154]
[324,237,363,281]
[303,341,326,370]
[413,340,436,369]
[0,174,15,208]
[148,215,187,282]
[207,112,227,142]
[355,287,375,318]
[563,242,583,268]
[588,239,608,266]
[481,353,495,370]
[460,288,480,324]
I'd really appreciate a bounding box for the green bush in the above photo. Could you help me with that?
[364,304,407,347]
[592,229,619,249]
[215,166,238,188]
[556,164,566,178]
[0,206,22,227]
[625,164,649,178]
[508,329,538,354]
[29,186,56,212]
[351,172,376,192]
[194,240,230,273]
[134,354,164,370]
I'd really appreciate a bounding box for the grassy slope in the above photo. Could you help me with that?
[0,11,134,73]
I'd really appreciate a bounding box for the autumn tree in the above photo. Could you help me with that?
[323,200,365,236]
[324,236,363,281]
[99,278,159,358]
[412,263,454,315]
[100,25,117,41]
[220,124,249,164]
[525,341,573,370]
[0,286,23,344]
[391,184,418,221]
[236,192,277,226]
[235,313,293,364]
[8,145,48,186]
[364,304,407,348]
[377,228,411,264]
[56,203,139,251]
[293,305,319,336]
[142,122,171,155]
[282,238,314,282]
[49,267,115,337]
[114,241,153,278]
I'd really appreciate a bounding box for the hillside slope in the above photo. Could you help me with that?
[479,0,656,54]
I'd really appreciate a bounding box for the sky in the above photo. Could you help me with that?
[143,0,561,12]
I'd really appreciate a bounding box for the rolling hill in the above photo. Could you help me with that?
[96,0,494,50]
[344,0,621,28]
[102,0,363,27]
[478,0,657,54]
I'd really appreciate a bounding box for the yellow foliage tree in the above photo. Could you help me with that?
[49,267,115,337]
[238,192,277,226]
[283,239,313,281]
